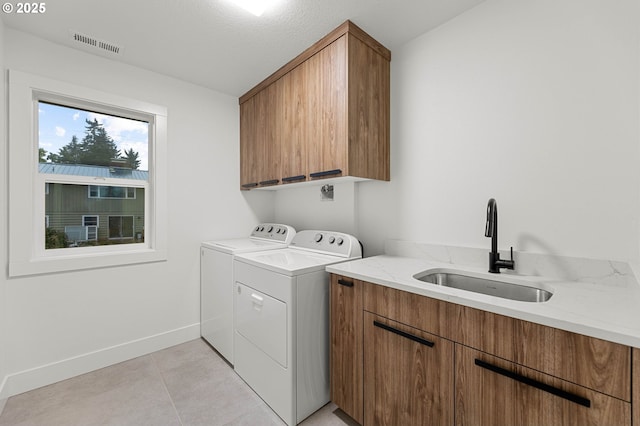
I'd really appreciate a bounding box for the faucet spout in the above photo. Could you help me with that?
[484,198,514,273]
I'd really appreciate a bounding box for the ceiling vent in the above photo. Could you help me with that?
[70,30,123,56]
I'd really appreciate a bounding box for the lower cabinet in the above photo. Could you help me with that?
[364,313,454,426]
[455,345,630,426]
[330,275,635,426]
[330,275,364,424]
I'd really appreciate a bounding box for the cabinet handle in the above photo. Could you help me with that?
[310,169,342,178]
[373,320,434,348]
[474,359,591,408]
[282,175,306,183]
[242,182,258,188]
[338,278,354,287]
[259,179,279,186]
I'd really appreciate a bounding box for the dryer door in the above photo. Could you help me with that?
[235,282,287,367]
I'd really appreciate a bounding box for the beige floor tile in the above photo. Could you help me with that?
[161,361,262,425]
[224,399,286,426]
[0,355,180,426]
[0,339,357,426]
[299,403,360,426]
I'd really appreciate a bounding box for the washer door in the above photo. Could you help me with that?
[235,282,287,367]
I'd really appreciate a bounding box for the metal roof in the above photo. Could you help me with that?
[39,163,148,180]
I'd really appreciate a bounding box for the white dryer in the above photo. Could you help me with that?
[233,230,362,425]
[200,224,295,364]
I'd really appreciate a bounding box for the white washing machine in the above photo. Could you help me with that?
[200,223,296,364]
[233,230,362,425]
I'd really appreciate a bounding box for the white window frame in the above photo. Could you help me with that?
[8,70,167,276]
[82,215,99,228]
[82,215,99,241]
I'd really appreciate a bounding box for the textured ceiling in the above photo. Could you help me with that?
[2,0,485,97]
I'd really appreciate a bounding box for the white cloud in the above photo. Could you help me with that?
[86,112,149,170]
[119,141,149,171]
[73,112,80,120]
[55,126,66,137]
[87,112,148,142]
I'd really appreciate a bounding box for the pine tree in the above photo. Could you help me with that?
[123,148,141,170]
[57,135,83,164]
[78,119,120,166]
[51,119,142,168]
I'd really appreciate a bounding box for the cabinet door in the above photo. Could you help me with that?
[239,96,259,189]
[280,64,308,184]
[330,274,363,424]
[455,345,631,426]
[364,312,454,426]
[254,82,281,186]
[307,35,348,180]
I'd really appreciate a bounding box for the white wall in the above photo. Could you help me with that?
[274,181,357,233]
[0,28,274,398]
[278,0,640,262]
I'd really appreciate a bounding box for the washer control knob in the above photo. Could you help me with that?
[255,226,260,232]
[267,226,274,233]
[282,228,287,234]
[315,233,323,243]
[328,236,336,244]
[337,237,344,246]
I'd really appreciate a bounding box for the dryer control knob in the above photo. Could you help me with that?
[337,237,344,246]
[267,226,274,233]
[328,236,336,244]
[315,233,323,243]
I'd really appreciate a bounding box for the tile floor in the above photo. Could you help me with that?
[0,339,359,426]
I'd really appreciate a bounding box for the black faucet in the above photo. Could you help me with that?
[484,198,515,273]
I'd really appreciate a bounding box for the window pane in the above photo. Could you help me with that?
[38,102,149,180]
[88,185,136,199]
[40,102,148,250]
[108,216,135,239]
[45,183,144,249]
[82,215,98,226]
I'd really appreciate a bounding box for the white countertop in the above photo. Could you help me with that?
[327,255,640,348]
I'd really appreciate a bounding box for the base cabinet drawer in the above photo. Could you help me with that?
[455,345,631,426]
[364,313,454,426]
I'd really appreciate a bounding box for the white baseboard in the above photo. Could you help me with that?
[0,323,200,400]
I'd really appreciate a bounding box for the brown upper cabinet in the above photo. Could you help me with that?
[239,20,391,190]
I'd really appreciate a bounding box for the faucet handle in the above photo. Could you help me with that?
[506,246,515,270]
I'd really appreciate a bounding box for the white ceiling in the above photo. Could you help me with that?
[1,0,485,97]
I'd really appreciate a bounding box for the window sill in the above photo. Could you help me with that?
[9,247,167,277]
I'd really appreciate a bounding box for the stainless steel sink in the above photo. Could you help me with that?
[413,269,553,303]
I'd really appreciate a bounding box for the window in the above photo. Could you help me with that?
[82,215,99,227]
[88,186,136,199]
[109,216,135,239]
[9,70,167,276]
[82,216,99,241]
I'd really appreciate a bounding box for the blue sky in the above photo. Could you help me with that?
[38,102,149,171]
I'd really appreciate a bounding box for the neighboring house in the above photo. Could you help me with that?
[40,163,147,246]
